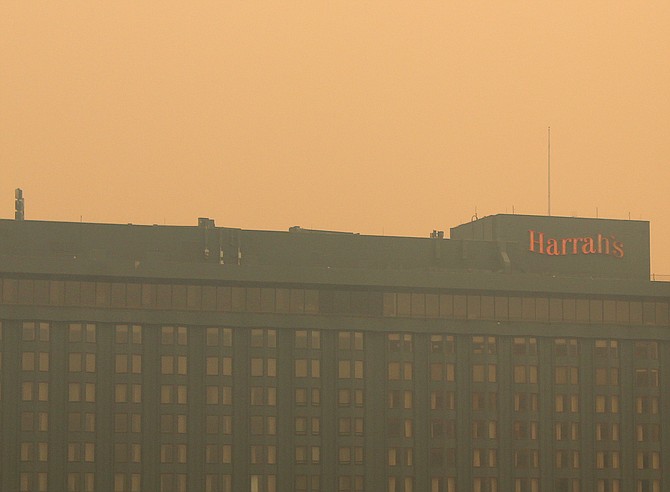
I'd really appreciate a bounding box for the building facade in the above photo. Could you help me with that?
[0,214,668,492]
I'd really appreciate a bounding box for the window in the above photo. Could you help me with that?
[554,422,580,441]
[161,326,188,345]
[472,420,497,439]
[472,336,496,355]
[555,450,580,469]
[338,360,364,379]
[115,324,142,344]
[430,390,455,410]
[513,420,538,440]
[595,422,619,441]
[595,367,619,386]
[294,359,320,378]
[513,365,537,384]
[514,393,538,412]
[388,362,413,380]
[250,358,276,377]
[22,321,50,342]
[595,340,618,358]
[512,337,537,356]
[430,334,455,354]
[555,366,579,385]
[206,327,233,347]
[472,392,497,411]
[635,368,659,387]
[388,333,413,352]
[635,396,659,414]
[295,330,320,349]
[206,356,232,376]
[555,394,579,413]
[68,323,96,343]
[634,341,658,360]
[388,390,411,409]
[555,338,578,357]
[472,364,497,383]
[472,448,497,468]
[250,328,276,348]
[161,355,187,375]
[22,352,49,372]
[338,331,364,350]
[430,362,455,382]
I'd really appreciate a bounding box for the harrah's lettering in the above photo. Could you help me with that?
[528,230,624,259]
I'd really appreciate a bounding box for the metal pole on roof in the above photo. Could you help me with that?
[548,126,551,216]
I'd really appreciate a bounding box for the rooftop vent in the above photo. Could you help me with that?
[15,188,24,221]
[198,217,215,228]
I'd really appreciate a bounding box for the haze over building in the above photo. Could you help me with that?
[0,213,667,492]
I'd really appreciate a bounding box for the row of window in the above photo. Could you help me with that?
[3,278,669,325]
[18,436,662,471]
[13,323,662,364]
[14,473,662,492]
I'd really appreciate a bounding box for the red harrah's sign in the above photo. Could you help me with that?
[528,230,624,259]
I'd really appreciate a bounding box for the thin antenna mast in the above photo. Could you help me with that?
[547,126,551,216]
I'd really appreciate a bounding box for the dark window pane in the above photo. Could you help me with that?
[480,296,494,319]
[111,283,126,308]
[217,286,232,312]
[397,293,411,317]
[2,278,18,303]
[656,302,668,325]
[411,293,426,317]
[171,284,187,310]
[18,279,34,304]
[603,300,616,323]
[201,286,216,311]
[467,296,480,320]
[305,290,319,313]
[630,302,642,324]
[317,290,332,314]
[509,297,522,320]
[260,288,275,313]
[563,299,576,321]
[439,294,453,318]
[142,283,156,308]
[536,297,549,321]
[522,297,536,321]
[50,280,65,306]
[494,296,508,319]
[246,287,261,312]
[291,289,306,313]
[549,298,563,322]
[453,295,466,319]
[187,285,201,310]
[81,282,96,306]
[275,289,290,313]
[127,284,141,308]
[615,301,629,324]
[368,291,383,316]
[383,293,396,317]
[65,281,80,306]
[589,300,603,323]
[157,284,172,309]
[643,302,655,325]
[576,299,589,322]
[351,291,368,316]
[333,291,350,314]
[231,287,245,311]
[96,282,110,307]
[426,294,439,318]
[34,280,49,305]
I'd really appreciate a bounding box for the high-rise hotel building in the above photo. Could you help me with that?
[0,214,668,492]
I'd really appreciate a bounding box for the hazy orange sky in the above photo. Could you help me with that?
[2,2,670,275]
